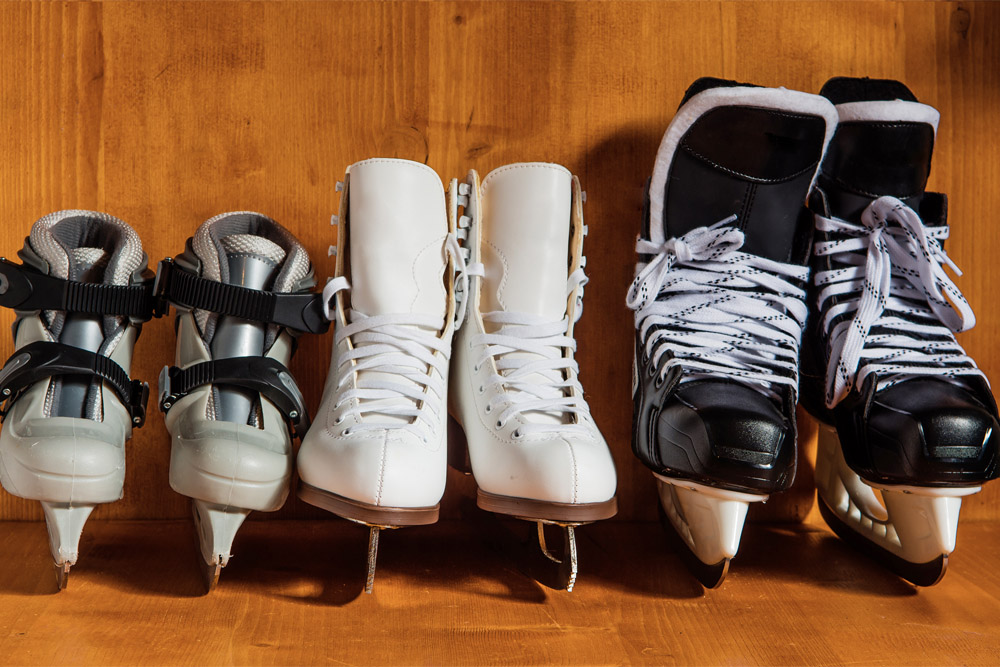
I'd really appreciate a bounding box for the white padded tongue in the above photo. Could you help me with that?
[348,158,448,317]
[480,163,571,320]
[835,99,940,133]
[480,163,574,426]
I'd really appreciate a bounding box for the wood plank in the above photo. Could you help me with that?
[0,518,997,665]
[0,1,998,522]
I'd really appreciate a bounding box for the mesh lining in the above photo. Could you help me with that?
[220,234,287,265]
[69,247,110,274]
[30,210,144,287]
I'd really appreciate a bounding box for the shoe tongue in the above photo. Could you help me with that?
[68,247,109,282]
[658,92,831,263]
[348,159,448,317]
[480,163,573,427]
[821,99,939,220]
[219,234,286,288]
[480,163,571,323]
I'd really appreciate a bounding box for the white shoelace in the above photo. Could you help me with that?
[626,217,810,398]
[321,234,472,439]
[814,195,982,408]
[471,268,592,437]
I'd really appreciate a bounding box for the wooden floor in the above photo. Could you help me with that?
[0,516,997,666]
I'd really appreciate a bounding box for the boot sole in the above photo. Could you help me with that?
[297,481,439,527]
[476,488,617,524]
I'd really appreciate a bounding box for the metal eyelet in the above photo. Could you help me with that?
[648,362,656,377]
[512,429,522,439]
[342,428,351,436]
[654,373,665,388]
[334,415,344,425]
[496,419,504,429]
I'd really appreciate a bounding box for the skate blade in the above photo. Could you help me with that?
[53,561,71,591]
[191,500,251,594]
[818,494,948,587]
[200,559,223,593]
[482,513,580,591]
[365,525,380,594]
[40,502,95,592]
[350,521,395,595]
[657,501,730,588]
[533,521,578,591]
[654,475,765,589]
[297,480,440,595]
[814,424,975,587]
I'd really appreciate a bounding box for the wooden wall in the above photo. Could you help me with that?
[0,1,997,522]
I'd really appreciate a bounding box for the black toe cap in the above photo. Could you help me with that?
[847,378,1000,485]
[654,380,796,493]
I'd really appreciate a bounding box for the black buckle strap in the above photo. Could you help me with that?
[0,258,156,321]
[0,341,149,427]
[158,356,310,438]
[153,258,329,334]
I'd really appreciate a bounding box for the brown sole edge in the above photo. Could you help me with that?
[297,481,440,527]
[477,489,618,524]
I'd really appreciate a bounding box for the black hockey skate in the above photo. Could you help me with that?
[800,77,999,586]
[627,78,838,587]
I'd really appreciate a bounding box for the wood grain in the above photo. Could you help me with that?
[0,517,997,666]
[0,1,998,523]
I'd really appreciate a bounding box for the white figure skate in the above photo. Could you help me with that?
[449,163,617,591]
[627,78,838,587]
[155,212,326,592]
[0,210,155,589]
[801,77,998,586]
[297,159,468,593]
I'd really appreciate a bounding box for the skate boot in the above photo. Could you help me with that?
[0,210,155,589]
[298,158,468,594]
[627,79,838,587]
[155,212,326,591]
[800,77,999,586]
[450,163,617,592]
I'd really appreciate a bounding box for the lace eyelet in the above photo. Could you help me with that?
[473,364,480,373]
[654,373,665,388]
[342,428,351,436]
[647,363,656,377]
[478,385,484,394]
[485,405,492,414]
[512,429,522,439]
[496,419,504,429]
[334,415,344,425]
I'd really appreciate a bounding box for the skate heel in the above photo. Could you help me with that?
[40,502,96,590]
[192,500,251,592]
